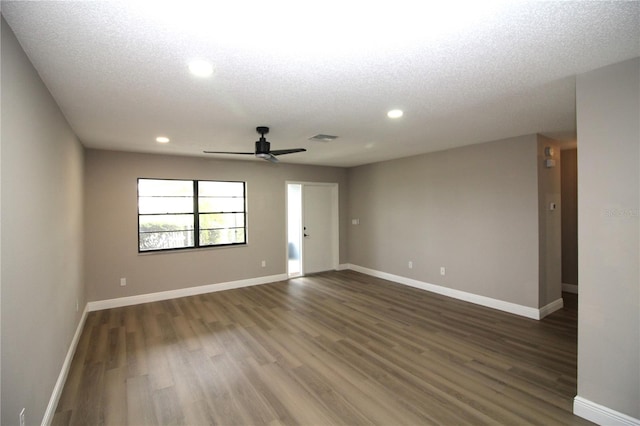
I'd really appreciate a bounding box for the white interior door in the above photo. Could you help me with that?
[302,184,338,274]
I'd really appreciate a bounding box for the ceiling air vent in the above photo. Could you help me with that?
[309,134,338,142]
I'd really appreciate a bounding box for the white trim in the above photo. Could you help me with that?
[347,264,550,320]
[42,306,89,426]
[87,273,288,312]
[538,297,564,319]
[562,283,579,294]
[337,263,349,271]
[574,396,640,425]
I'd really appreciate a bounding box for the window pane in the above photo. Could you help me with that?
[199,181,244,197]
[139,214,194,232]
[200,228,245,246]
[198,197,245,213]
[139,230,195,251]
[138,179,193,197]
[199,213,244,230]
[139,196,194,214]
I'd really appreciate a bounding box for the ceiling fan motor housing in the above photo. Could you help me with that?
[255,126,271,153]
[255,139,270,154]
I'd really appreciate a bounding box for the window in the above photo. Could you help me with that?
[138,178,246,252]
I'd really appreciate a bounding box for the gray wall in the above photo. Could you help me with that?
[84,149,348,302]
[537,135,562,307]
[347,134,549,308]
[561,148,578,286]
[1,18,85,425]
[576,57,639,418]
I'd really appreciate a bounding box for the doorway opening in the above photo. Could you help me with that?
[561,146,578,295]
[287,183,302,276]
[286,182,339,277]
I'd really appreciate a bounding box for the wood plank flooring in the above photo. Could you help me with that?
[53,270,591,425]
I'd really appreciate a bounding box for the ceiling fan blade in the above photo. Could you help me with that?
[270,148,307,156]
[256,153,279,163]
[203,151,254,155]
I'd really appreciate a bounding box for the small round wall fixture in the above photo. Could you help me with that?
[156,136,170,143]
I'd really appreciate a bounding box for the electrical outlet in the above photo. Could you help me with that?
[408,261,413,269]
[20,408,25,426]
[440,267,446,276]
[261,260,266,267]
[120,278,127,287]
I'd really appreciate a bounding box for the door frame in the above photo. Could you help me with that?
[285,181,339,276]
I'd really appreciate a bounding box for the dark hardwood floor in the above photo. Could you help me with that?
[53,270,591,425]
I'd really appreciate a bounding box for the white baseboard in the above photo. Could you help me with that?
[42,306,89,426]
[87,273,289,312]
[347,264,558,320]
[337,263,350,271]
[539,297,564,319]
[574,396,640,425]
[562,283,579,294]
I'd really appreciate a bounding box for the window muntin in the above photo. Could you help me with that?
[138,178,246,252]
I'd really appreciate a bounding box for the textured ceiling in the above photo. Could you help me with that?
[2,1,639,167]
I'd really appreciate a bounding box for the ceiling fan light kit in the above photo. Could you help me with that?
[204,126,306,163]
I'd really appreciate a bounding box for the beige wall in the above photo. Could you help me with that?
[537,135,562,306]
[561,148,578,286]
[1,18,85,425]
[84,149,348,302]
[576,57,639,418]
[347,134,546,308]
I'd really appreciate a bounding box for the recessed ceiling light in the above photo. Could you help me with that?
[156,136,170,143]
[387,109,403,119]
[188,60,214,77]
